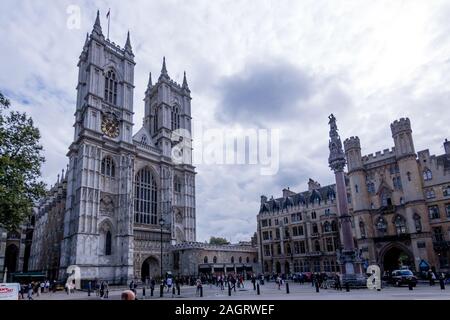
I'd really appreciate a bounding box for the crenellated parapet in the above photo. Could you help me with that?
[344,136,361,152]
[390,117,415,157]
[390,117,411,136]
[361,147,396,164]
[171,241,256,252]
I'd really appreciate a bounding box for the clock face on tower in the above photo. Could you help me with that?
[101,115,120,138]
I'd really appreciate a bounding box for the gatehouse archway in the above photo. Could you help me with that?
[5,244,19,274]
[141,256,160,281]
[380,243,414,273]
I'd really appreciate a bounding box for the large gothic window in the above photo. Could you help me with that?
[414,213,422,232]
[323,221,332,233]
[394,215,406,234]
[314,240,321,252]
[331,220,338,232]
[174,175,182,193]
[104,70,118,105]
[359,220,366,238]
[134,167,158,225]
[367,182,375,194]
[105,231,112,255]
[171,106,180,130]
[380,190,392,207]
[423,169,432,181]
[101,156,115,177]
[153,106,158,134]
[312,223,318,234]
[376,217,387,233]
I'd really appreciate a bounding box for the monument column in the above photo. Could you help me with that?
[327,114,365,286]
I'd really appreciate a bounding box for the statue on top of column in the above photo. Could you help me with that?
[328,114,346,172]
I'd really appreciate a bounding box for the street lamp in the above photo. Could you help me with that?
[159,217,165,280]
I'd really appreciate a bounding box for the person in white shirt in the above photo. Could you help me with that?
[166,277,173,293]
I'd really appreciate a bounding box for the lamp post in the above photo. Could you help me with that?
[159,217,165,280]
[159,217,165,298]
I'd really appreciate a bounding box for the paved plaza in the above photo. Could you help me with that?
[25,281,450,301]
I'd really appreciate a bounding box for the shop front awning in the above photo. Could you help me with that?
[11,272,46,278]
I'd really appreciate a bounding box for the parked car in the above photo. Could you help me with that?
[388,269,417,287]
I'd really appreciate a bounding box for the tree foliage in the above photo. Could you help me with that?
[209,236,230,245]
[0,92,46,230]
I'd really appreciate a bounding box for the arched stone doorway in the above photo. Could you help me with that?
[5,244,19,273]
[284,261,290,274]
[141,256,160,281]
[275,261,281,274]
[380,243,414,273]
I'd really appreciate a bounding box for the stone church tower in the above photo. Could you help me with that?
[59,11,196,283]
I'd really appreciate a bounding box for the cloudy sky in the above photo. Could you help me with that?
[1,0,450,243]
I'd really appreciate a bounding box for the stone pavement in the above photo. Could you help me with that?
[26,280,450,300]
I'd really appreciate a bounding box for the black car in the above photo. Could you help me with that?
[388,269,417,287]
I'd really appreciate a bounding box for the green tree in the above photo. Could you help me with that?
[209,236,230,245]
[0,92,45,231]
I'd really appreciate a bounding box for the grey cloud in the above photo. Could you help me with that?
[215,61,315,125]
[214,60,354,129]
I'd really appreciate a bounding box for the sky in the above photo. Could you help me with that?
[1,0,450,243]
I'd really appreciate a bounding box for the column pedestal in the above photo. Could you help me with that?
[338,249,367,287]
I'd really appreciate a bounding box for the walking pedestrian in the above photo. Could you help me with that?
[105,281,109,298]
[335,273,342,291]
[100,281,105,298]
[166,277,173,293]
[428,269,436,286]
[196,278,202,297]
[88,281,91,296]
[150,278,156,296]
[276,275,281,290]
[27,283,33,300]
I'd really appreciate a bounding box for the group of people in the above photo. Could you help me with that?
[427,269,448,286]
[87,280,109,298]
[19,280,55,300]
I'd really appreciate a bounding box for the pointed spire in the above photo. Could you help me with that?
[61,168,65,180]
[57,174,60,184]
[125,30,132,52]
[93,10,103,35]
[161,56,168,75]
[159,56,169,80]
[84,33,89,47]
[182,71,190,90]
[147,72,153,88]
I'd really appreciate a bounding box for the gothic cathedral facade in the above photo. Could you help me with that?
[59,11,196,283]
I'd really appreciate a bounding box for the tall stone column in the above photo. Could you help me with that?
[327,114,365,286]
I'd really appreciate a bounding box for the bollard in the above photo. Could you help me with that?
[253,282,256,290]
[440,279,445,290]
[200,286,203,297]
[160,284,163,297]
[257,283,260,295]
[177,285,181,295]
[315,281,320,293]
[408,281,413,291]
[143,287,146,299]
[151,287,154,297]
[172,286,176,296]
[228,285,232,296]
[286,282,290,294]
[345,282,350,292]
